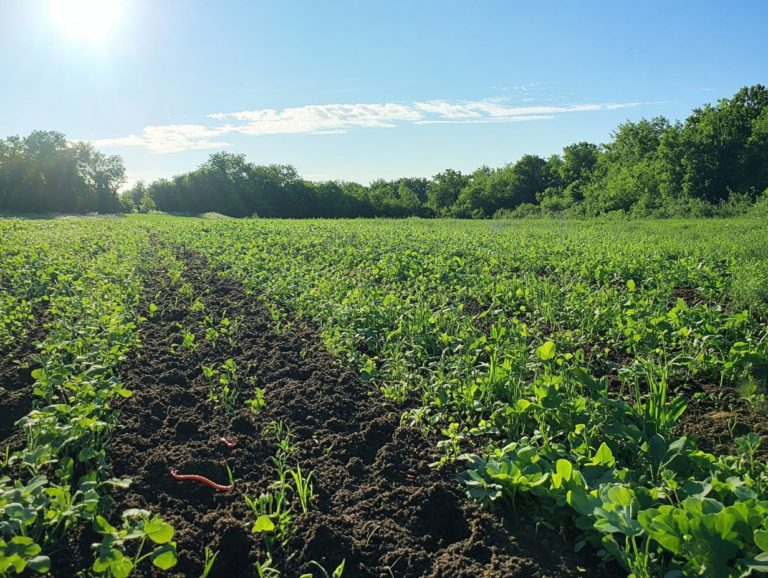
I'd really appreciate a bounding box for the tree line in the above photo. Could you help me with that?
[0,131,125,214]
[2,85,767,218]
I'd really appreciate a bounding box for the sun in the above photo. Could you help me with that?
[50,0,123,43]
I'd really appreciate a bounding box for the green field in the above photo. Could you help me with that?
[1,216,767,577]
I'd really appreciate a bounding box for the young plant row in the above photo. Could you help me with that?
[156,244,329,577]
[246,421,344,578]
[0,223,179,576]
[0,220,103,351]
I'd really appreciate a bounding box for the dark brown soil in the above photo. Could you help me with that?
[59,248,616,578]
[678,383,768,456]
[0,310,49,448]
[669,285,705,308]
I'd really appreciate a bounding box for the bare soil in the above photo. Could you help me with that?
[678,382,768,456]
[0,311,48,448]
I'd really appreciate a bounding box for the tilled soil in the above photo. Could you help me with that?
[0,311,48,448]
[678,383,768,456]
[71,247,615,578]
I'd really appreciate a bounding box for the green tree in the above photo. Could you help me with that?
[427,169,469,214]
[675,85,768,202]
[0,131,125,214]
[583,118,668,214]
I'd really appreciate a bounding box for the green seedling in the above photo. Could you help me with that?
[267,420,296,456]
[303,559,346,578]
[199,547,218,578]
[92,509,177,578]
[205,327,220,347]
[432,422,463,467]
[218,358,240,412]
[246,387,266,413]
[244,490,292,553]
[254,554,281,578]
[201,364,218,382]
[0,536,50,575]
[290,465,315,514]
[190,297,205,313]
[181,329,197,351]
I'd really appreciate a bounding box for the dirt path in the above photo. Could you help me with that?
[84,248,613,577]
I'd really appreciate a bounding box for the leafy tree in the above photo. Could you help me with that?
[427,169,469,214]
[675,85,768,202]
[560,142,600,202]
[0,131,125,214]
[506,154,551,207]
[583,118,669,214]
[745,107,768,190]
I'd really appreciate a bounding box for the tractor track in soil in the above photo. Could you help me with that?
[58,245,615,577]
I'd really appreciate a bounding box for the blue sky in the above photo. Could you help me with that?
[1,0,766,187]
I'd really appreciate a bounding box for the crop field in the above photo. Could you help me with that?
[1,215,768,578]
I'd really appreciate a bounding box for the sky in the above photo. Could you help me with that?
[0,0,766,188]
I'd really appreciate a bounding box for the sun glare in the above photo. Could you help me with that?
[50,0,123,43]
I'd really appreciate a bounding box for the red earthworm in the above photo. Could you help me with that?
[219,436,237,449]
[169,469,234,492]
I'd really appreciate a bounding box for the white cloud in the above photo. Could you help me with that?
[209,103,422,135]
[414,115,555,125]
[94,98,643,153]
[94,124,233,154]
[416,100,640,122]
[414,101,483,118]
[311,129,348,135]
[444,101,640,118]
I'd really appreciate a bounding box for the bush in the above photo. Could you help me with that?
[713,191,756,217]
[748,189,768,217]
[494,203,542,219]
[648,196,716,218]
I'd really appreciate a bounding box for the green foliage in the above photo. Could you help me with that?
[245,421,317,567]
[92,509,178,577]
[303,559,346,578]
[246,387,266,413]
[0,536,50,575]
[200,547,219,578]
[290,465,315,514]
[0,221,180,576]
[159,215,768,577]
[2,213,768,576]
[0,131,125,214]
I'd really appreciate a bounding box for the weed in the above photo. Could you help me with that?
[304,559,345,578]
[290,465,315,514]
[200,547,219,578]
[246,387,266,413]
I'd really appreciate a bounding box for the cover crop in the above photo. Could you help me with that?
[2,215,767,577]
[0,220,178,576]
[168,216,768,577]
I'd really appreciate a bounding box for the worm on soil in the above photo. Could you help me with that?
[169,469,234,492]
[218,436,237,449]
